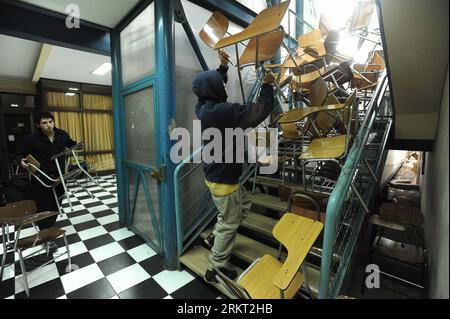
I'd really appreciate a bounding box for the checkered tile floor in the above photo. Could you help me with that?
[0,175,221,299]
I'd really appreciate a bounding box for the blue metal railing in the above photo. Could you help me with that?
[318,72,393,298]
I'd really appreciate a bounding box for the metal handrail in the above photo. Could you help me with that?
[318,72,390,298]
[174,147,203,256]
[174,146,257,257]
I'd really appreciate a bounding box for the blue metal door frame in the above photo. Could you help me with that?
[121,75,163,254]
[111,0,178,269]
[111,0,268,270]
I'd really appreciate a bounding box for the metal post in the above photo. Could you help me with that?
[155,0,178,270]
[235,44,246,104]
[296,0,304,37]
[110,30,128,227]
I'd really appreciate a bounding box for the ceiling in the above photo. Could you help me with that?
[0,34,41,81]
[378,0,449,141]
[18,0,141,28]
[0,0,142,87]
[0,34,112,86]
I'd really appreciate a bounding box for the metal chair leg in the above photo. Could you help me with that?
[18,249,30,297]
[1,226,7,281]
[63,233,72,273]
[52,187,63,215]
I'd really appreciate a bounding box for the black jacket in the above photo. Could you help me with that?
[193,65,275,184]
[17,127,77,176]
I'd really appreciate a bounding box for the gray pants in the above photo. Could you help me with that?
[208,186,251,270]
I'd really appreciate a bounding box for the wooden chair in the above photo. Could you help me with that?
[274,83,349,182]
[215,210,323,299]
[348,0,375,33]
[238,30,285,67]
[199,11,229,49]
[213,1,290,50]
[200,2,290,103]
[268,28,327,71]
[24,142,106,214]
[298,91,357,193]
[0,200,73,297]
[365,202,426,294]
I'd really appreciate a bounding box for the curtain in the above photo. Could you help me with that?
[47,92,79,108]
[82,113,114,152]
[83,94,112,110]
[53,111,83,143]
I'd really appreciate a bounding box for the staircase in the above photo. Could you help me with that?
[176,73,393,299]
[179,175,324,298]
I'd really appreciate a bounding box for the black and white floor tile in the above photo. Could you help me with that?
[1,174,220,299]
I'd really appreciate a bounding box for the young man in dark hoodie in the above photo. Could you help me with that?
[193,51,276,283]
[18,111,77,231]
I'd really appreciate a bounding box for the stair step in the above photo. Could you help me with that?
[241,211,277,238]
[201,228,281,262]
[249,176,307,192]
[249,193,288,212]
[179,245,244,299]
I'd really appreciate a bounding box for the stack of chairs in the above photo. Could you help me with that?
[193,0,387,299]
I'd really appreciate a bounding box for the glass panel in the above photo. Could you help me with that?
[124,87,155,165]
[120,3,155,87]
[236,0,267,13]
[0,94,35,108]
[46,92,80,108]
[83,94,112,110]
[131,171,160,248]
[3,114,32,155]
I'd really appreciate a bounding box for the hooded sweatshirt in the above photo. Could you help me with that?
[193,64,275,184]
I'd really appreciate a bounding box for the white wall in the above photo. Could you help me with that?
[421,67,449,299]
[380,150,409,188]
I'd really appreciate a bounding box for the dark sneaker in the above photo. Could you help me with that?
[203,233,215,248]
[204,269,218,283]
[204,267,238,284]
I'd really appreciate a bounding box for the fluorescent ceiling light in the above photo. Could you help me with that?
[65,92,76,96]
[11,104,19,107]
[69,87,79,91]
[92,62,112,75]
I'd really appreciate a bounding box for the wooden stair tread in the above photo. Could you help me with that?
[241,212,277,238]
[249,193,288,212]
[201,228,281,262]
[369,214,406,231]
[373,236,424,264]
[179,245,244,299]
[249,176,300,190]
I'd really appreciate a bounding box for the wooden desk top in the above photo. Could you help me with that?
[199,11,229,48]
[214,1,290,49]
[277,104,345,124]
[239,30,285,66]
